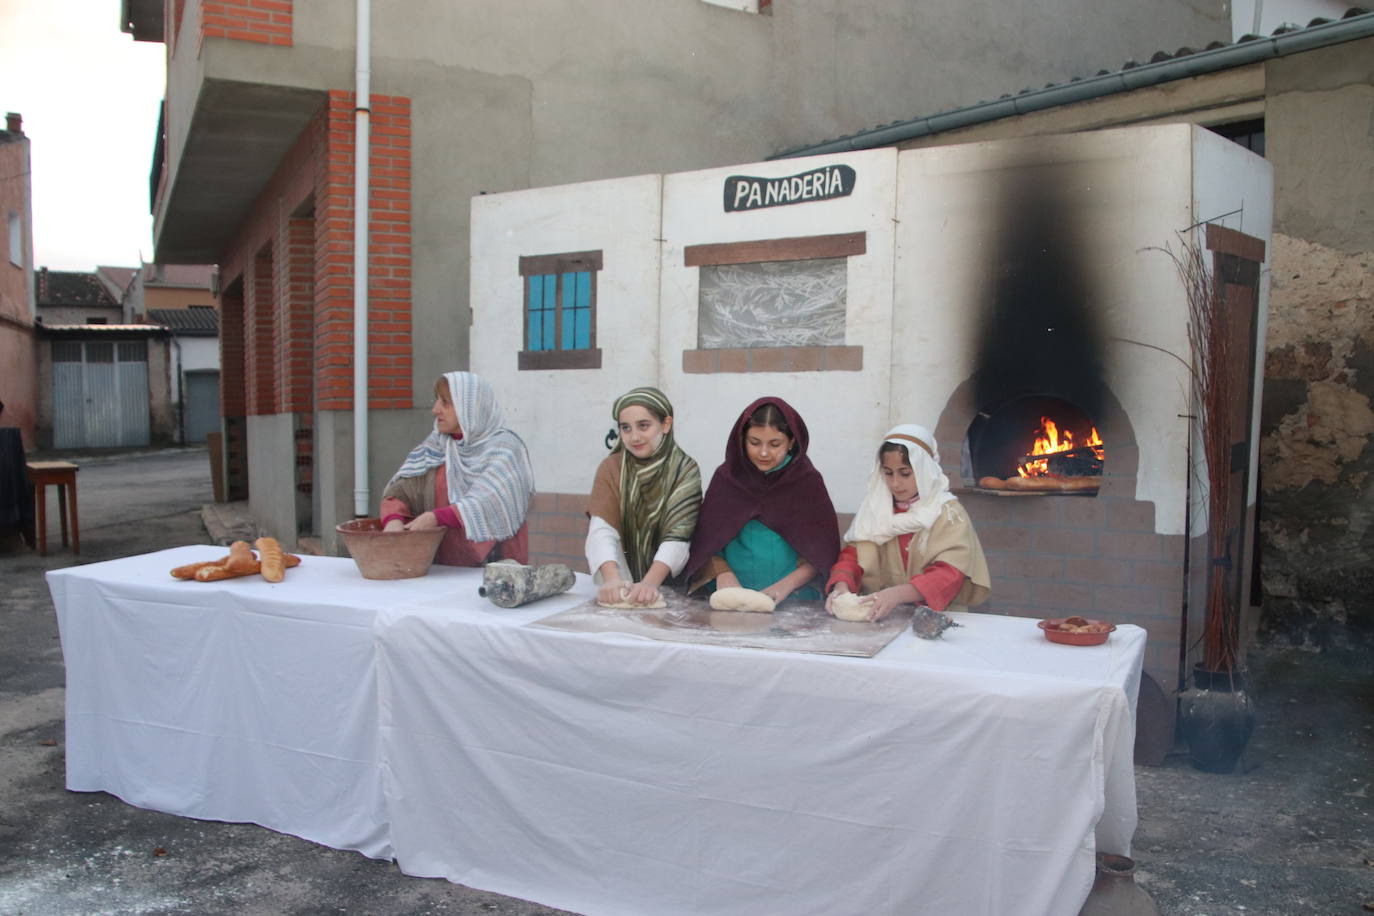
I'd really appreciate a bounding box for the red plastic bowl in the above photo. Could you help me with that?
[1038,617,1116,646]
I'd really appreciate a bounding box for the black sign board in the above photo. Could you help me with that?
[724,164,856,213]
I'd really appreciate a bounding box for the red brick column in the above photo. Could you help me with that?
[276,215,316,413]
[244,249,276,415]
[314,91,412,412]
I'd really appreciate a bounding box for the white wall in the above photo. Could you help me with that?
[168,335,219,407]
[1191,124,1275,523]
[658,148,898,511]
[471,174,665,495]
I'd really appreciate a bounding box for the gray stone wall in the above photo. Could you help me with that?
[1256,38,1374,651]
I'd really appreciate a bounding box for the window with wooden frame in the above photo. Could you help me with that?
[518,250,603,370]
[682,232,865,373]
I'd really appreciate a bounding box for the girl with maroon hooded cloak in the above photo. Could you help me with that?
[686,397,840,604]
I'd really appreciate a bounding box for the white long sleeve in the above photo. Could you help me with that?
[585,515,628,584]
[586,516,690,581]
[653,540,690,577]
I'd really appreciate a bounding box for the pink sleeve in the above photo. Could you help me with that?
[380,497,412,528]
[433,505,464,529]
[909,561,967,611]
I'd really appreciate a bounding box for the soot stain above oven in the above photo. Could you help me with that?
[972,162,1107,422]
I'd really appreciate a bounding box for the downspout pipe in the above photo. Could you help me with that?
[772,11,1374,158]
[352,0,371,517]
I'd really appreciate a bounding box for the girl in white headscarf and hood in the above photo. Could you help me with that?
[825,424,990,621]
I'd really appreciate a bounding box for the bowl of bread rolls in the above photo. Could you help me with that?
[336,517,445,579]
[1038,615,1116,646]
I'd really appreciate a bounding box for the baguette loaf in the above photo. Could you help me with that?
[224,540,257,574]
[171,556,231,579]
[255,537,286,583]
[195,561,260,581]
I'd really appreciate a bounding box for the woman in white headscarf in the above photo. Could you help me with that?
[825,424,990,621]
[380,371,535,566]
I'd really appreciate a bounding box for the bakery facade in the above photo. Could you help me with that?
[471,124,1273,694]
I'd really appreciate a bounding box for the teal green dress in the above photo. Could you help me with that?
[718,456,821,601]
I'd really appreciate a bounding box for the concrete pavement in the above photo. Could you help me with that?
[1,448,1370,915]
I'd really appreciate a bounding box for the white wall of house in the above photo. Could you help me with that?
[167,335,219,406]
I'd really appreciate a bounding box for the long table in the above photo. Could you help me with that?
[49,546,1144,916]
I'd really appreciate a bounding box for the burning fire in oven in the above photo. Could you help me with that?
[1017,417,1104,478]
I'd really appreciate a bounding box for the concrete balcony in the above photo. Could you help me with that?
[147,0,342,263]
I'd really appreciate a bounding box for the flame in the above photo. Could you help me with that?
[1016,417,1104,477]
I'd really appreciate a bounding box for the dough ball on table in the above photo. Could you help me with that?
[709,587,776,614]
[830,592,871,622]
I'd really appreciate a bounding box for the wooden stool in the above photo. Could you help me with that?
[27,461,79,556]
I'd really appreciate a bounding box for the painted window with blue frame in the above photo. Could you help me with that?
[517,250,603,370]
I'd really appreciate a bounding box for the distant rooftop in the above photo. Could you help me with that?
[149,306,219,336]
[35,269,119,308]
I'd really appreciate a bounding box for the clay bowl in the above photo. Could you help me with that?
[1038,617,1116,646]
[336,517,445,580]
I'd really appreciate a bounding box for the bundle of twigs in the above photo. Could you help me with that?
[1175,235,1241,672]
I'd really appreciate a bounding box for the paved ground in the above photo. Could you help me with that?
[1,449,1370,915]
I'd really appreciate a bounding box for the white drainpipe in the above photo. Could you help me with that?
[352,0,371,517]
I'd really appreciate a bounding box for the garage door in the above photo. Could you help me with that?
[183,370,220,444]
[52,340,151,448]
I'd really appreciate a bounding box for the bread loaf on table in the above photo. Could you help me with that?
[255,537,286,583]
[171,556,231,579]
[224,540,257,574]
[195,561,260,581]
[173,550,300,581]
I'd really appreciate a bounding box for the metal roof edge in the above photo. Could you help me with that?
[772,10,1374,159]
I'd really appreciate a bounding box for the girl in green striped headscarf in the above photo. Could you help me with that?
[585,387,702,606]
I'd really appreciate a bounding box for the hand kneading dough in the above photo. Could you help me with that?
[598,593,667,609]
[831,592,872,622]
[709,587,776,613]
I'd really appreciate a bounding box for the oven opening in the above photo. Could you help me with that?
[967,395,1104,494]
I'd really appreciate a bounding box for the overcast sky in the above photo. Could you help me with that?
[0,0,165,272]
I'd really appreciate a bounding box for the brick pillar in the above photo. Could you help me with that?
[314,90,412,412]
[244,248,275,415]
[277,215,316,413]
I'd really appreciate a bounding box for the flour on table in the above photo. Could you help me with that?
[831,592,872,622]
[709,587,776,613]
[597,593,667,609]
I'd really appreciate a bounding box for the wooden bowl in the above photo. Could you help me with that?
[1038,617,1116,646]
[336,517,445,579]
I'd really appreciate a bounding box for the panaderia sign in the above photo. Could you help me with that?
[723,164,855,212]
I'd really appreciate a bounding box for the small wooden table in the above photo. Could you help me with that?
[27,461,79,556]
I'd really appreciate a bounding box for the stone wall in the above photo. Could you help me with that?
[1257,232,1374,650]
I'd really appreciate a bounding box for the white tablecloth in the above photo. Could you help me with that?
[49,547,1144,916]
[377,584,1143,916]
[46,545,590,858]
